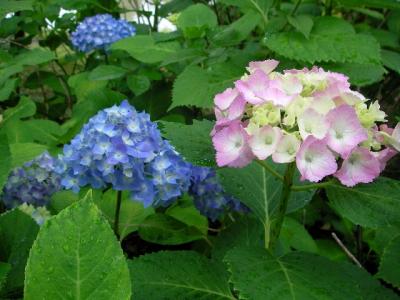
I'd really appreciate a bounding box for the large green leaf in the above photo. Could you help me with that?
[128,251,235,299]
[138,213,205,245]
[170,64,242,109]
[89,65,127,81]
[9,143,48,169]
[381,49,400,75]
[337,0,400,9]
[177,4,218,38]
[326,177,400,228]
[0,262,10,291]
[225,247,397,299]
[160,120,215,167]
[13,48,55,66]
[0,209,39,296]
[218,161,314,240]
[1,97,36,126]
[94,190,154,240]
[0,78,18,102]
[0,133,11,193]
[377,235,400,288]
[265,16,381,64]
[0,0,33,14]
[111,36,179,64]
[212,216,263,260]
[24,194,131,300]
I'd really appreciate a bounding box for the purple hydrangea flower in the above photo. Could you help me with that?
[2,152,61,208]
[55,100,192,207]
[71,14,136,52]
[189,166,249,221]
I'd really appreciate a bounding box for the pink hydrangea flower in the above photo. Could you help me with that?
[248,126,282,160]
[372,148,398,171]
[325,105,368,158]
[296,136,337,182]
[334,147,380,187]
[214,88,246,127]
[212,122,254,167]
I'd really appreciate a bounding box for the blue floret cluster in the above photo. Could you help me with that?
[2,152,61,208]
[71,14,136,52]
[189,166,249,221]
[55,100,191,207]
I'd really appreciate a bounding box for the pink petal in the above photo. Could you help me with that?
[247,59,279,75]
[326,105,368,158]
[214,88,239,110]
[372,148,398,171]
[334,147,381,187]
[235,70,270,105]
[212,122,253,167]
[298,108,329,140]
[248,126,282,160]
[296,136,337,182]
[272,134,301,163]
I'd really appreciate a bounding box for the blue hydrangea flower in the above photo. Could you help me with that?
[189,166,248,221]
[18,203,51,226]
[2,152,61,208]
[71,14,136,52]
[55,100,192,207]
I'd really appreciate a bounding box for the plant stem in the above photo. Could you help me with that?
[114,191,122,238]
[256,160,284,182]
[291,180,332,191]
[269,162,296,250]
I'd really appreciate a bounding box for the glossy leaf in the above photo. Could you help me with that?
[177,4,218,38]
[89,65,127,81]
[377,235,400,287]
[128,251,235,299]
[24,194,131,300]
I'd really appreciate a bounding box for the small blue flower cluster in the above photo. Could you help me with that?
[189,166,248,221]
[55,100,191,207]
[71,14,136,52]
[2,152,61,208]
[19,203,51,226]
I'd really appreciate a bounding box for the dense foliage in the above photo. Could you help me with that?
[0,0,400,299]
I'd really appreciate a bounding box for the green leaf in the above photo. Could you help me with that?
[0,262,10,290]
[10,143,48,169]
[139,213,205,245]
[279,217,318,254]
[326,178,400,228]
[126,74,150,96]
[287,15,314,39]
[160,120,215,167]
[0,78,18,102]
[24,194,131,300]
[0,133,11,193]
[0,0,33,14]
[225,247,397,299]
[1,97,36,126]
[128,251,235,299]
[161,48,205,66]
[94,190,154,240]
[212,216,263,260]
[381,49,400,75]
[336,0,400,9]
[177,4,218,39]
[265,16,381,64]
[323,62,385,86]
[13,48,55,66]
[219,0,272,22]
[213,11,261,46]
[170,64,242,109]
[68,72,108,101]
[0,209,39,295]
[218,161,314,237]
[111,35,179,64]
[378,235,400,288]
[22,119,63,146]
[89,65,127,81]
[166,199,208,234]
[49,190,79,214]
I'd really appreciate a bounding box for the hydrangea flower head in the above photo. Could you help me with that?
[189,166,248,221]
[56,100,191,207]
[212,60,400,187]
[2,152,61,208]
[71,14,136,52]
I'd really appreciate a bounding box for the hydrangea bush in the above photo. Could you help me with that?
[212,60,400,186]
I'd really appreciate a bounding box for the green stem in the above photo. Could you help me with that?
[269,162,296,250]
[114,191,122,238]
[291,0,302,16]
[291,180,332,191]
[256,160,284,182]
